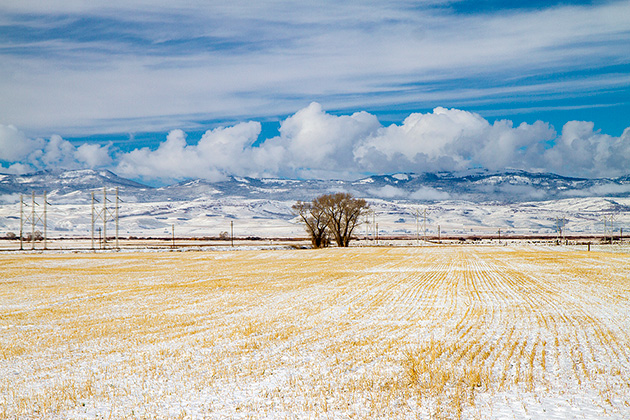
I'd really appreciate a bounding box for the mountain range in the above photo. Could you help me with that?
[1,169,628,238]
[2,168,630,204]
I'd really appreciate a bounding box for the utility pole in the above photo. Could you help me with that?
[19,194,24,250]
[172,224,175,249]
[556,217,560,245]
[555,216,566,245]
[91,192,95,250]
[31,192,35,250]
[230,220,234,247]
[437,225,441,244]
[91,187,120,250]
[498,228,501,243]
[373,212,376,243]
[103,187,107,247]
[603,215,614,244]
[20,192,48,251]
[115,187,119,249]
[423,208,427,244]
[43,191,47,250]
[415,208,419,245]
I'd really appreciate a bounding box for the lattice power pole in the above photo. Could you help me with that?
[414,208,419,245]
[19,191,48,250]
[555,216,566,245]
[603,214,614,244]
[414,207,428,246]
[423,207,427,244]
[364,210,376,242]
[91,187,120,250]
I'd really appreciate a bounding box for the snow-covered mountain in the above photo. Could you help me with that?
[0,169,148,199]
[3,168,630,203]
[1,169,628,238]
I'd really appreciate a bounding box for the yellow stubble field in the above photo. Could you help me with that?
[1,246,629,419]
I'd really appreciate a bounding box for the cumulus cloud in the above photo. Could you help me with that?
[0,129,112,174]
[354,107,556,174]
[116,102,381,182]
[75,143,114,168]
[2,103,630,182]
[544,122,630,178]
[116,123,262,183]
[0,125,43,161]
[272,103,380,174]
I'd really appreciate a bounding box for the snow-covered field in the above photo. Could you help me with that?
[1,195,629,240]
[2,246,629,419]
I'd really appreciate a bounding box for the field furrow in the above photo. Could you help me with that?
[1,246,629,419]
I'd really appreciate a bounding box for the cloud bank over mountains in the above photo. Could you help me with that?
[1,103,629,183]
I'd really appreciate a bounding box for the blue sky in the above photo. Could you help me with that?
[0,0,629,183]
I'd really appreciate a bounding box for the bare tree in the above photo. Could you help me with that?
[320,193,369,247]
[292,199,330,248]
[25,230,44,242]
[294,193,369,248]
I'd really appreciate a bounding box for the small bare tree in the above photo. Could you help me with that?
[25,230,44,242]
[292,199,330,248]
[294,193,369,248]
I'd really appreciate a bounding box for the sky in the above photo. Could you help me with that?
[0,0,629,185]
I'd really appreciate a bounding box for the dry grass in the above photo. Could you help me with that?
[1,246,629,419]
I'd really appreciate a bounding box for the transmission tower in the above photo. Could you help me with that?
[364,210,376,243]
[414,207,428,246]
[423,207,427,244]
[91,187,119,250]
[603,214,614,244]
[19,191,49,250]
[555,216,566,245]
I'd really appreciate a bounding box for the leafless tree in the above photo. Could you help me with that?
[320,193,369,247]
[292,199,330,248]
[294,193,369,248]
[25,230,43,242]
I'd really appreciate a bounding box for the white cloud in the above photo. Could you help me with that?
[3,104,630,182]
[263,102,381,178]
[115,104,381,182]
[1,1,629,135]
[0,125,43,161]
[368,185,406,199]
[544,123,630,178]
[116,123,262,183]
[1,162,33,175]
[75,143,113,168]
[410,187,450,201]
[354,107,556,174]
[0,129,113,174]
[24,135,113,171]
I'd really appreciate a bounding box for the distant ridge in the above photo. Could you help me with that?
[0,169,150,196]
[1,168,630,203]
